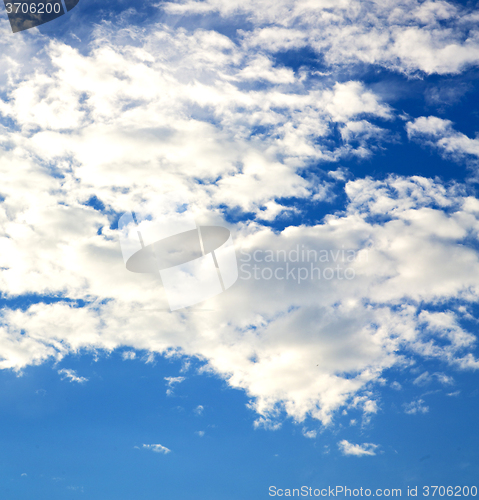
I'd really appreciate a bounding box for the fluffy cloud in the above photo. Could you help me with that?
[302,428,317,439]
[0,174,478,427]
[165,0,479,75]
[0,23,397,231]
[0,2,478,432]
[337,439,379,456]
[407,116,479,167]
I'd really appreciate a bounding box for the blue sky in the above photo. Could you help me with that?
[1,0,479,498]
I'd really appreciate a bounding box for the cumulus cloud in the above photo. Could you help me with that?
[0,1,478,433]
[0,172,477,427]
[0,24,396,226]
[164,0,479,75]
[338,439,379,456]
[407,116,479,165]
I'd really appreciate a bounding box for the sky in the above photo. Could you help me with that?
[0,0,479,498]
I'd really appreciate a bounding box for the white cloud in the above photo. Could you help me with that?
[446,390,460,397]
[0,18,396,223]
[164,0,479,75]
[0,174,477,427]
[122,351,136,360]
[164,376,186,396]
[236,55,296,84]
[253,416,283,431]
[194,405,204,416]
[434,373,454,385]
[302,428,317,439]
[196,431,205,437]
[58,369,88,384]
[407,116,479,165]
[413,372,432,386]
[413,371,455,387]
[338,439,379,456]
[142,444,171,454]
[0,5,477,434]
[404,399,429,414]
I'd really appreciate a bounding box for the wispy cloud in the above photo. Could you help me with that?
[58,369,88,384]
[435,373,454,386]
[404,399,429,415]
[121,351,136,361]
[446,390,460,397]
[413,372,432,387]
[164,377,186,396]
[142,444,171,454]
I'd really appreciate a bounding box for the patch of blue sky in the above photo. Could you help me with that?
[0,294,87,311]
[83,195,106,212]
